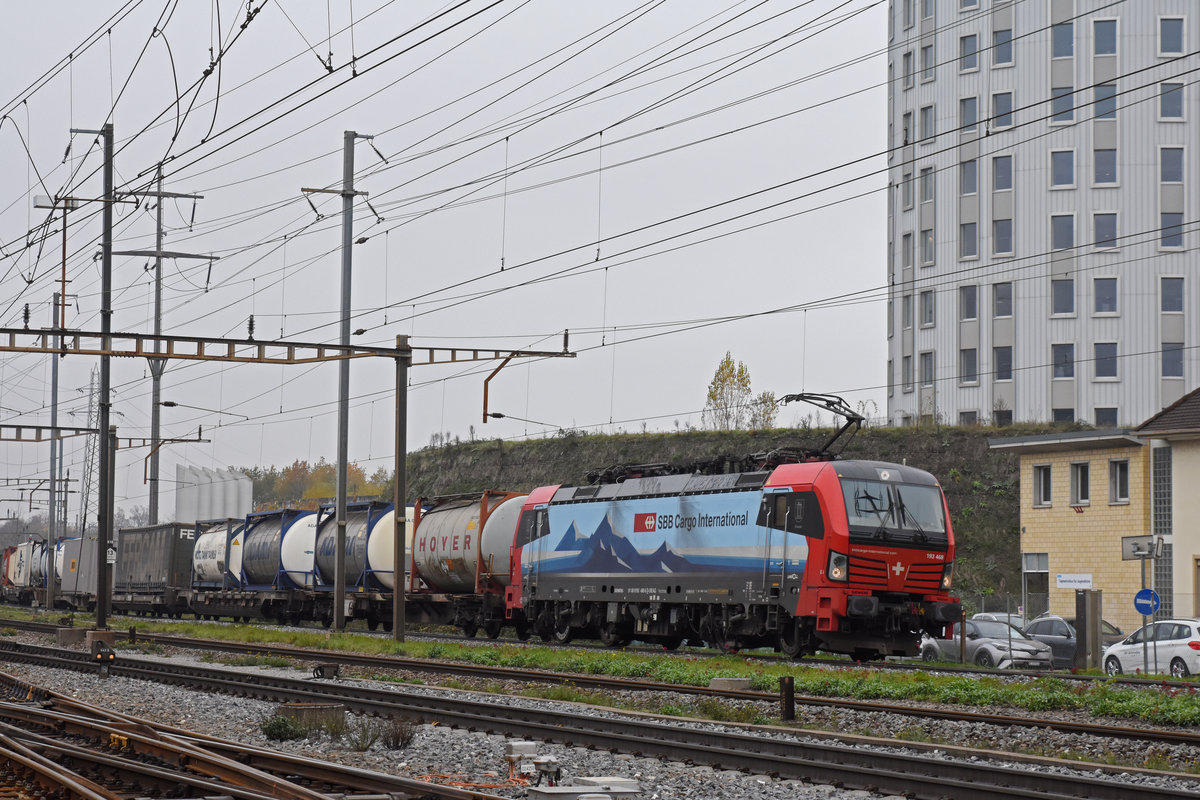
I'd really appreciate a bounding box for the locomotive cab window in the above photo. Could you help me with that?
[515,509,550,547]
[841,479,947,544]
[756,492,824,539]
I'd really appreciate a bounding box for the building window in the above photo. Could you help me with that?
[1051,150,1074,187]
[919,167,934,203]
[1160,17,1184,56]
[960,285,977,320]
[1094,342,1118,379]
[1051,214,1074,250]
[1094,149,1117,185]
[1094,84,1117,120]
[993,28,1012,65]
[1109,460,1129,503]
[1161,83,1184,119]
[959,222,977,258]
[903,51,914,88]
[1053,408,1076,424]
[993,282,1012,317]
[994,409,1013,426]
[992,91,1013,128]
[1052,343,1074,378]
[1162,277,1184,312]
[1163,342,1184,378]
[1162,147,1184,182]
[1094,277,1117,314]
[1051,278,1074,315]
[903,231,914,267]
[960,159,977,194]
[959,411,978,426]
[959,348,978,383]
[921,0,934,20]
[903,111,913,144]
[1051,87,1075,122]
[920,104,935,139]
[903,0,913,27]
[1070,462,1090,506]
[960,34,978,71]
[919,351,934,387]
[993,219,1013,254]
[902,171,913,208]
[1096,408,1118,428]
[1094,19,1117,55]
[993,155,1012,190]
[921,44,935,81]
[1052,22,1073,58]
[902,355,914,390]
[1094,213,1117,249]
[1162,212,1184,248]
[1033,466,1051,507]
[902,294,912,328]
[960,96,978,132]
[994,345,1012,381]
[920,289,935,325]
[888,359,894,396]
[921,228,935,265]
[960,0,977,8]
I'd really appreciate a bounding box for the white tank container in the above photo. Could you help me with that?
[192,522,244,585]
[413,494,525,592]
[280,514,317,588]
[365,507,413,590]
[28,542,46,585]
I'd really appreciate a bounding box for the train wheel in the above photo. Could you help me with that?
[552,620,574,645]
[484,620,503,640]
[779,620,804,659]
[660,636,683,651]
[321,616,333,628]
[462,620,479,638]
[382,619,393,632]
[367,618,380,631]
[514,621,532,641]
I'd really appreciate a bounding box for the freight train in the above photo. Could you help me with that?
[1,394,961,658]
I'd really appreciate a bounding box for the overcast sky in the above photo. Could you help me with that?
[0,0,887,519]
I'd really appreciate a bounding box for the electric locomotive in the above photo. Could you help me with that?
[505,394,960,658]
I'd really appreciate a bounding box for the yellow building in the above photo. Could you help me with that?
[989,430,1156,635]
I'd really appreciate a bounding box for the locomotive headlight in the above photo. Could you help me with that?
[940,563,954,590]
[827,550,849,582]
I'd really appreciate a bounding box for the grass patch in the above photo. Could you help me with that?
[202,653,293,668]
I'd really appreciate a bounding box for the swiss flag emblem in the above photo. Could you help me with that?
[634,513,656,532]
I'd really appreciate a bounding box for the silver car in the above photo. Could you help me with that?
[922,619,1053,669]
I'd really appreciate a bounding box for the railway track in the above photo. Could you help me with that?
[5,616,1200,750]
[0,672,505,800]
[1,639,1198,800]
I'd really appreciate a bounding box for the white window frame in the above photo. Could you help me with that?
[1050,278,1075,318]
[960,33,979,72]
[992,91,1013,129]
[992,28,1013,67]
[959,284,978,320]
[921,44,935,82]
[1160,212,1185,251]
[1050,86,1075,124]
[1108,459,1130,504]
[921,228,935,266]
[1069,462,1090,507]
[1159,82,1185,121]
[992,218,1013,256]
[1159,16,1185,57]
[959,347,978,385]
[960,159,978,195]
[1051,21,1074,60]
[1093,148,1118,187]
[919,288,935,326]
[1093,276,1118,316]
[959,221,978,260]
[1050,149,1075,189]
[1160,146,1185,184]
[1162,276,1185,313]
[1093,211,1118,250]
[1032,465,1052,507]
[1050,213,1075,251]
[1094,341,1119,381]
[1093,18,1118,57]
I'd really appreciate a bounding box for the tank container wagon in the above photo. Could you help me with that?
[111,524,195,618]
[1,541,48,605]
[506,394,961,658]
[407,491,528,638]
[310,501,408,629]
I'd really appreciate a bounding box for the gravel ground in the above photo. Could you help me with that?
[5,637,1200,800]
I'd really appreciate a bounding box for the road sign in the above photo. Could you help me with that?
[105,547,116,565]
[1134,588,1160,616]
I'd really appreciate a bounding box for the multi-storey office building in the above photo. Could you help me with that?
[886,1,1198,426]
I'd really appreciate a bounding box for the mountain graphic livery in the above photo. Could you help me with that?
[550,512,728,574]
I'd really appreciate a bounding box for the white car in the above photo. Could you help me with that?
[1103,619,1200,678]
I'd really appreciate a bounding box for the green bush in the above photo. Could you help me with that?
[260,714,307,741]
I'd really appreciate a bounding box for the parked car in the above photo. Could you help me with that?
[972,612,1027,629]
[1103,619,1200,678]
[921,619,1052,670]
[1024,615,1125,669]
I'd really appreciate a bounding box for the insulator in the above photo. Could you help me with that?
[23,304,30,329]
[247,315,255,340]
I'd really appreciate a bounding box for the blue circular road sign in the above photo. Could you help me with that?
[1134,588,1161,616]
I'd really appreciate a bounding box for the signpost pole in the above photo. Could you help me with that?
[1140,555,1148,674]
